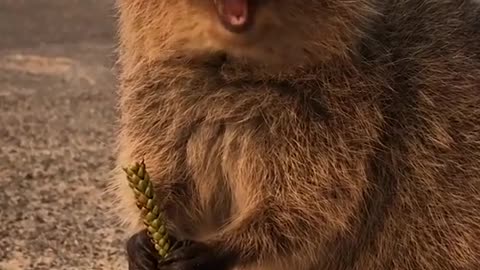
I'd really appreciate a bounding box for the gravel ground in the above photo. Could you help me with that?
[0,1,128,269]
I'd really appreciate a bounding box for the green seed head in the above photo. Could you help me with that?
[125,160,172,260]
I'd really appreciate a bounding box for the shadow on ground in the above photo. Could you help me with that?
[0,1,127,269]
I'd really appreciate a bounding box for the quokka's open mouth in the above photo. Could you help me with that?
[213,0,257,33]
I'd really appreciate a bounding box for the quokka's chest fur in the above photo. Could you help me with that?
[119,61,391,237]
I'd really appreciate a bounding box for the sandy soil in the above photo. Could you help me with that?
[0,1,128,269]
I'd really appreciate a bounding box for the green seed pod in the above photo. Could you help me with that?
[146,199,155,210]
[157,246,167,257]
[151,218,161,230]
[145,212,156,222]
[152,205,160,216]
[124,160,172,260]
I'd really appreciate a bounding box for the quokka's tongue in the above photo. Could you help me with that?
[221,0,248,26]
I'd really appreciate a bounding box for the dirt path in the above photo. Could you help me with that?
[0,1,127,269]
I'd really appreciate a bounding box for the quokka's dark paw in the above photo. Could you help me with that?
[126,229,162,270]
[126,229,234,270]
[158,241,233,270]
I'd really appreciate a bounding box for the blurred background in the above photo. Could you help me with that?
[0,0,127,269]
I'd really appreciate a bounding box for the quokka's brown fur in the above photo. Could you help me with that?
[109,0,480,269]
